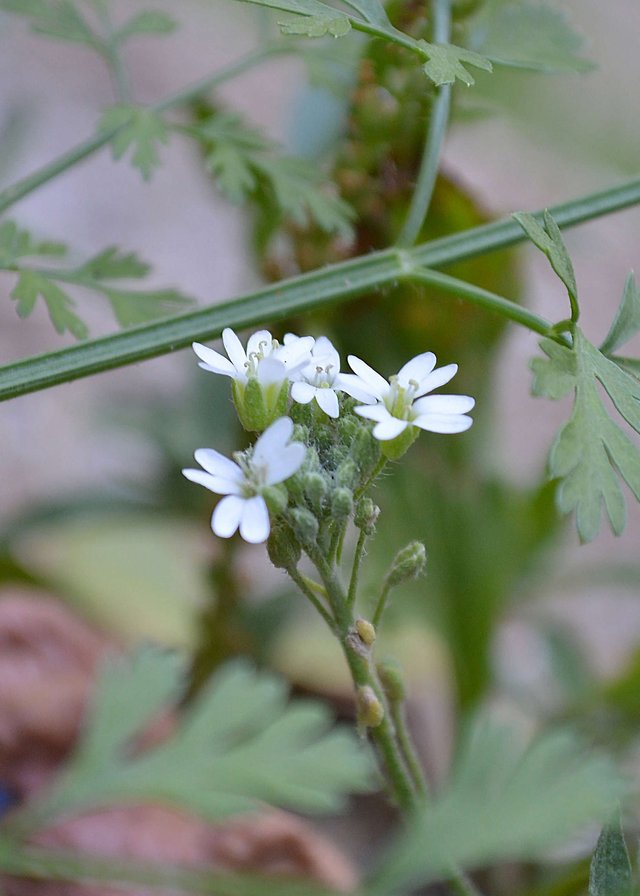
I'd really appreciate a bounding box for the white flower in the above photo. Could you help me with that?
[182,417,305,544]
[290,335,377,418]
[348,352,475,440]
[193,328,282,383]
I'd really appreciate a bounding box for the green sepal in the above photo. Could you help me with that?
[267,521,301,569]
[380,425,419,460]
[232,376,289,432]
[262,484,288,515]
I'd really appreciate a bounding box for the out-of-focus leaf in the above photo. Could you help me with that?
[99,105,169,180]
[0,220,66,266]
[11,271,88,338]
[600,274,640,356]
[116,10,178,40]
[0,0,97,45]
[467,0,594,74]
[589,815,633,896]
[278,14,351,37]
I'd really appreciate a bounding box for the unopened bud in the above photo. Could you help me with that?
[354,497,379,535]
[232,376,289,432]
[267,522,301,570]
[377,658,406,702]
[355,617,376,646]
[331,487,353,520]
[335,458,358,489]
[353,427,381,475]
[304,472,327,515]
[262,484,287,515]
[386,541,427,587]
[356,685,384,729]
[290,508,319,547]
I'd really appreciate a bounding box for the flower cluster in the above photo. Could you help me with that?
[183,328,475,542]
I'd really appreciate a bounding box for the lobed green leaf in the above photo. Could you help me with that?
[0,220,66,266]
[99,105,169,181]
[11,271,88,339]
[419,41,493,87]
[514,210,578,318]
[116,10,178,41]
[600,274,640,356]
[0,0,97,46]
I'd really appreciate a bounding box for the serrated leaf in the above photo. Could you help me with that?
[38,650,375,822]
[467,0,594,74]
[532,328,640,541]
[589,814,634,896]
[514,210,579,316]
[0,0,97,45]
[339,0,390,27]
[372,719,621,894]
[75,247,150,281]
[11,271,88,339]
[98,105,168,181]
[418,41,493,87]
[0,220,66,266]
[278,13,351,37]
[116,10,178,40]
[232,0,347,23]
[600,274,640,355]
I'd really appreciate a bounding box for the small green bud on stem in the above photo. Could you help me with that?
[377,658,406,702]
[267,522,301,570]
[290,507,319,548]
[355,497,380,535]
[386,541,427,587]
[331,487,353,520]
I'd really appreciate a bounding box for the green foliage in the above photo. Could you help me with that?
[466,0,594,74]
[371,721,621,893]
[37,647,375,822]
[0,0,97,45]
[600,274,640,356]
[99,105,169,180]
[419,40,493,86]
[514,210,579,320]
[532,323,640,543]
[278,13,351,37]
[11,270,88,338]
[188,112,354,235]
[0,220,66,265]
[115,10,177,40]
[589,815,634,896]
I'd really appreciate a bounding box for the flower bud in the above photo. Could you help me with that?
[232,376,289,432]
[262,484,288,515]
[267,522,301,569]
[304,472,328,515]
[386,541,427,587]
[290,508,319,547]
[354,498,379,535]
[356,686,384,729]
[352,427,381,476]
[335,458,358,489]
[331,487,353,520]
[377,658,406,702]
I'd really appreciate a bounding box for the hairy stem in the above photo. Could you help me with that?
[286,566,336,632]
[347,528,368,609]
[396,0,452,247]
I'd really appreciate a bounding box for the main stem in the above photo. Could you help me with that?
[396,0,452,247]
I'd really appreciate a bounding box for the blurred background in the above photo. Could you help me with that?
[1,0,640,805]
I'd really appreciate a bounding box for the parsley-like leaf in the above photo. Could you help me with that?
[589,814,634,896]
[115,10,178,41]
[532,328,640,542]
[419,41,493,86]
[39,648,375,822]
[372,720,620,893]
[514,210,578,318]
[467,0,594,75]
[11,271,88,339]
[0,220,66,266]
[74,246,150,281]
[0,0,97,45]
[600,273,640,356]
[191,112,353,235]
[278,14,351,37]
[98,105,168,181]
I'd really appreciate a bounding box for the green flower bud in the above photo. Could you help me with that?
[379,425,419,460]
[335,458,358,489]
[290,508,319,547]
[354,497,380,535]
[262,484,288,515]
[304,472,328,515]
[377,658,406,702]
[331,487,353,520]
[386,541,427,587]
[352,427,381,476]
[232,376,289,432]
[267,522,301,570]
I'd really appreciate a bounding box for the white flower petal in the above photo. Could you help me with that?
[212,495,244,538]
[354,404,390,422]
[416,363,458,396]
[192,343,237,378]
[246,329,273,357]
[347,356,388,398]
[239,496,271,543]
[252,417,294,466]
[413,413,474,434]
[257,356,287,385]
[291,381,316,404]
[194,448,243,481]
[182,468,242,495]
[373,417,408,440]
[315,388,339,418]
[264,442,306,485]
[397,352,436,386]
[336,373,379,403]
[412,394,475,415]
[222,328,248,373]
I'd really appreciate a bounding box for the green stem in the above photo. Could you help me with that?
[3,176,640,400]
[389,698,428,797]
[347,528,368,609]
[396,0,452,248]
[354,456,387,502]
[309,550,419,813]
[286,565,336,632]
[0,43,289,217]
[92,2,132,103]
[407,266,557,338]
[372,577,393,628]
